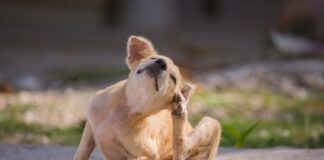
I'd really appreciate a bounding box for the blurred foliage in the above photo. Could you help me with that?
[222,121,261,149]
[0,104,83,145]
[189,89,324,148]
[1,88,324,148]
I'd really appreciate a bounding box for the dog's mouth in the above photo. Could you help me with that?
[137,59,167,92]
[137,67,162,91]
[145,67,160,91]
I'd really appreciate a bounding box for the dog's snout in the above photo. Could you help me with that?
[155,59,167,70]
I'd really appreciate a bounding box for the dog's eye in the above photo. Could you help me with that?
[150,57,157,60]
[170,74,177,84]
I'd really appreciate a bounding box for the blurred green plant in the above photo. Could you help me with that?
[189,89,324,148]
[0,104,83,145]
[1,87,323,148]
[222,121,261,148]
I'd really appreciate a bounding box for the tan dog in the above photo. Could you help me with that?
[74,36,221,160]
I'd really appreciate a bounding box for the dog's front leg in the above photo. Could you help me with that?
[74,122,96,160]
[171,93,188,160]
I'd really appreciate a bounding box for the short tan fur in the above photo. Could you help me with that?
[74,36,221,160]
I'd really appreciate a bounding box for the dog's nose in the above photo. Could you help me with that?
[155,59,167,70]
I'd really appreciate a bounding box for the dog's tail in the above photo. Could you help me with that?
[74,121,96,160]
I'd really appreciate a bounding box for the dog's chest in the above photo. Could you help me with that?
[117,130,160,157]
[100,110,173,158]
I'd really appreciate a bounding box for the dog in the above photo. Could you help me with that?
[74,36,221,160]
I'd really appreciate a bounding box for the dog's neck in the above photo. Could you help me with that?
[119,84,171,133]
[119,104,171,134]
[125,92,166,116]
[125,80,170,116]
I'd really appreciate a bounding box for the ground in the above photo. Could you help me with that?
[1,143,323,160]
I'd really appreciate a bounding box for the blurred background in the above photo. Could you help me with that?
[0,0,323,148]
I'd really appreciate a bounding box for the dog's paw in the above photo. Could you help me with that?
[172,93,187,117]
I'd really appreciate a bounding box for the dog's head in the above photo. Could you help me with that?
[125,36,194,113]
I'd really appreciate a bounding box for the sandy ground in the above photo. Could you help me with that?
[0,143,323,160]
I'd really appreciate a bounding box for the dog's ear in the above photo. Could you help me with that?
[126,36,157,70]
[180,82,196,101]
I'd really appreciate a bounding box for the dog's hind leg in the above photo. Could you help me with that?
[74,122,96,160]
[185,117,221,160]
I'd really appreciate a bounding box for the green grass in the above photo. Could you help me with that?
[0,104,83,145]
[189,89,324,148]
[222,120,262,149]
[1,88,323,148]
